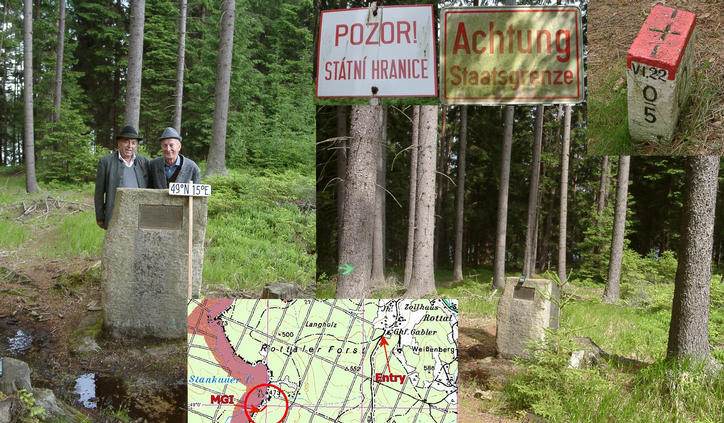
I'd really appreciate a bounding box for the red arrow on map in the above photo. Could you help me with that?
[380,336,392,374]
[235,403,266,413]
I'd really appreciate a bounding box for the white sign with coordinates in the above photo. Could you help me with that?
[169,183,211,197]
[316,5,437,98]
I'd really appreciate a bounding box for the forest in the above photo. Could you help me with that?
[0,0,315,421]
[316,101,724,421]
[317,105,724,287]
[1,0,314,173]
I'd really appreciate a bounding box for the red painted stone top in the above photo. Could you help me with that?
[627,5,696,80]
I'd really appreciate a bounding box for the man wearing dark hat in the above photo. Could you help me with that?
[94,125,150,229]
[149,127,201,188]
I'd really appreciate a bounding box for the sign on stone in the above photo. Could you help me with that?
[627,5,695,143]
[169,183,211,197]
[139,204,183,230]
[440,6,584,105]
[316,5,437,98]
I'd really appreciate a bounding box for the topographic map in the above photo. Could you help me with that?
[187,299,458,423]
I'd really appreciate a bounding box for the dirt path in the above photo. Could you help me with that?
[1,199,186,421]
[458,315,521,423]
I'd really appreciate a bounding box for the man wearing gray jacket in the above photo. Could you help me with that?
[94,125,150,229]
[149,127,201,189]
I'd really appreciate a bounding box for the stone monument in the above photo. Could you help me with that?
[627,5,696,143]
[496,276,559,359]
[102,188,207,339]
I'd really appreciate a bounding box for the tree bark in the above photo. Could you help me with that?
[403,106,420,288]
[336,105,381,298]
[434,106,448,267]
[493,106,514,288]
[206,0,236,177]
[597,155,610,217]
[23,0,39,193]
[452,106,468,282]
[524,105,544,276]
[336,106,347,256]
[667,156,721,370]
[173,0,187,131]
[124,0,145,129]
[603,155,631,303]
[52,0,65,123]
[371,107,387,285]
[406,105,438,297]
[557,105,572,284]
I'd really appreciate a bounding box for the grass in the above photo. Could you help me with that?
[39,211,105,259]
[587,66,631,155]
[564,299,670,361]
[203,168,315,290]
[0,219,29,249]
[0,167,316,291]
[499,277,724,422]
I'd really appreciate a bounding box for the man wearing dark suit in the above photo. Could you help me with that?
[149,127,201,189]
[94,125,150,229]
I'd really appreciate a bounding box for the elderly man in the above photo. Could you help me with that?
[149,127,201,188]
[94,125,150,229]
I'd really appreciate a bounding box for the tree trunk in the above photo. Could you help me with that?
[52,0,65,123]
[597,156,610,217]
[603,155,631,303]
[541,185,556,271]
[434,105,448,267]
[336,106,347,256]
[406,105,437,298]
[23,0,39,193]
[493,106,514,289]
[173,0,187,131]
[667,155,720,370]
[523,105,544,276]
[452,106,468,282]
[206,0,235,177]
[371,107,387,285]
[557,105,572,284]
[403,106,420,288]
[124,0,145,129]
[336,105,380,298]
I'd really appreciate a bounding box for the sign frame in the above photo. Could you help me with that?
[440,5,585,105]
[169,182,211,197]
[316,4,438,98]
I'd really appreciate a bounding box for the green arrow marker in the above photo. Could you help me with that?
[339,263,355,275]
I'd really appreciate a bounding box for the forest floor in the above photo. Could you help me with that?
[588,0,723,155]
[451,270,724,422]
[0,168,315,421]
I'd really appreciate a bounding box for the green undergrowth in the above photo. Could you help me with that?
[502,278,724,422]
[0,219,29,249]
[587,64,631,155]
[0,167,316,290]
[203,168,315,290]
[39,211,105,259]
[504,327,724,422]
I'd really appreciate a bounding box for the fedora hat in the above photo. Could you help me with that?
[158,127,182,142]
[116,125,142,140]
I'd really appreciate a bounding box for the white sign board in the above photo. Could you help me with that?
[169,183,211,197]
[316,5,437,98]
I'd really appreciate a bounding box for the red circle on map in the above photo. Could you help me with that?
[242,383,289,423]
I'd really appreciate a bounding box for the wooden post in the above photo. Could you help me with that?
[188,180,194,299]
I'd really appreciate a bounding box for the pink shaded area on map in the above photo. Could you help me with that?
[189,299,270,423]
